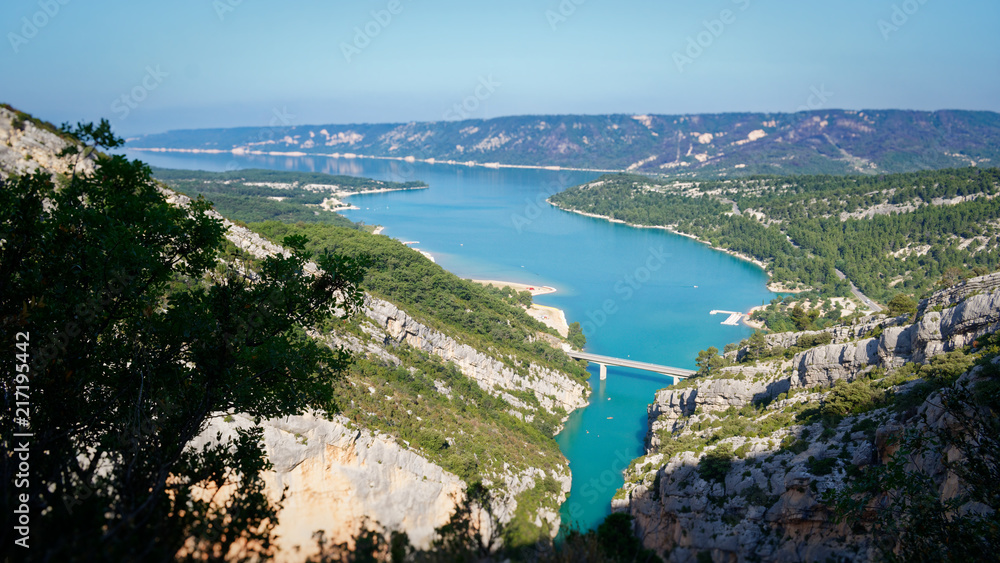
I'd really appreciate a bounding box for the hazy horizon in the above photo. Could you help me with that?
[4,0,998,136]
[118,107,998,138]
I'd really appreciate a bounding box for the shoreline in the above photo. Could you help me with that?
[549,203,770,271]
[548,204,793,330]
[470,279,568,337]
[320,186,426,213]
[470,279,557,297]
[128,146,626,174]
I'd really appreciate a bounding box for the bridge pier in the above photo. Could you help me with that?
[565,350,695,382]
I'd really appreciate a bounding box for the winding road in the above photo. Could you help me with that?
[715,196,883,313]
[835,269,883,312]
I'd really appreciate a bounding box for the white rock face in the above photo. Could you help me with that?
[366,298,589,416]
[195,413,465,562]
[0,107,95,179]
[792,338,879,387]
[3,112,584,556]
[161,190,589,420]
[621,276,1000,562]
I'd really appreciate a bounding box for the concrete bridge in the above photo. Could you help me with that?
[565,350,696,381]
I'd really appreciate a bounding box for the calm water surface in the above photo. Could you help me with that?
[125,149,774,531]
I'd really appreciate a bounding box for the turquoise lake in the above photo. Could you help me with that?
[125,149,774,531]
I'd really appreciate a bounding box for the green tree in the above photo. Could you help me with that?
[517,290,533,308]
[695,346,724,377]
[567,321,586,349]
[697,444,734,483]
[886,293,918,318]
[0,122,368,561]
[744,331,768,362]
[828,381,1000,561]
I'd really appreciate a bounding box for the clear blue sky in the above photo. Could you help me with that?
[3,0,998,136]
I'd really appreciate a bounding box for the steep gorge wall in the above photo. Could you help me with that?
[621,274,1000,562]
[366,298,588,416]
[0,110,585,560]
[195,413,465,562]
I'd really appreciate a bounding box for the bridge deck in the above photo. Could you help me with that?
[565,350,696,379]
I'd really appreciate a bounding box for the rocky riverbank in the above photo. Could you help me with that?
[615,273,1000,561]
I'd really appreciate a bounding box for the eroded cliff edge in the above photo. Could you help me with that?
[617,273,1000,562]
[0,109,589,560]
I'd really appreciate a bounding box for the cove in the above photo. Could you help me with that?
[124,149,774,531]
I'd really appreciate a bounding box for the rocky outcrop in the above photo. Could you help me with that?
[3,107,581,557]
[918,271,1000,315]
[647,370,775,448]
[792,338,880,388]
[195,413,465,562]
[622,277,1000,562]
[162,188,589,420]
[0,106,94,179]
[366,299,588,416]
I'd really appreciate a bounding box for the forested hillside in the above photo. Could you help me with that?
[127,110,1000,176]
[151,167,425,227]
[550,168,1000,307]
[0,108,604,558]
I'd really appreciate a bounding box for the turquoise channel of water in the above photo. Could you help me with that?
[124,149,774,531]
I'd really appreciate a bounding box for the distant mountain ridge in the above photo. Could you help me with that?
[127,110,1000,176]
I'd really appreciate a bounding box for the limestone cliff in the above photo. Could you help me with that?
[173,193,582,547]
[194,413,465,562]
[0,106,94,179]
[0,109,586,558]
[366,298,588,416]
[618,273,1000,562]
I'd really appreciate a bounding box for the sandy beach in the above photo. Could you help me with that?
[471,279,556,296]
[470,279,568,337]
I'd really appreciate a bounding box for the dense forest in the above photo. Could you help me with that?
[152,167,425,227]
[250,221,588,386]
[550,167,1000,304]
